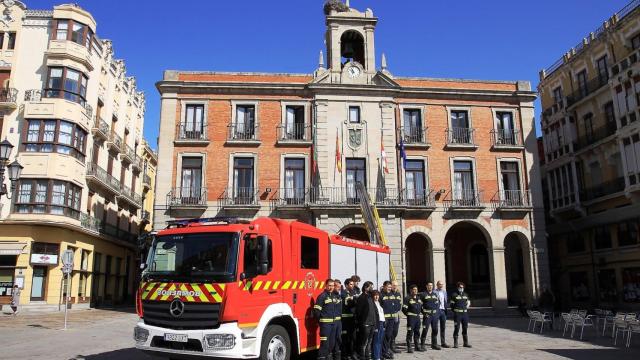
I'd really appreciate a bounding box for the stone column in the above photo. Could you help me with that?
[491,247,508,309]
[432,247,447,286]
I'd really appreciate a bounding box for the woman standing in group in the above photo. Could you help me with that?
[371,290,386,360]
[356,281,377,360]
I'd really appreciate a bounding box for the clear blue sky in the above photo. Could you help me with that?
[27,0,632,148]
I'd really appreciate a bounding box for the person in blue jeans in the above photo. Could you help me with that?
[371,290,386,360]
[434,281,450,348]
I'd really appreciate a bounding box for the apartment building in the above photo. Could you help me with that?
[0,2,153,310]
[539,0,640,310]
[155,2,548,309]
[140,139,157,234]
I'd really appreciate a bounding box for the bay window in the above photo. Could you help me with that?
[23,119,88,161]
[14,179,82,219]
[53,19,93,49]
[45,67,88,105]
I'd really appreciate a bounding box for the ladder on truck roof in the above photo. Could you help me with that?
[356,182,398,282]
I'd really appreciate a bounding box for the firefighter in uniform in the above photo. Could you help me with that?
[389,281,402,354]
[401,284,423,353]
[341,278,358,360]
[420,282,441,350]
[315,279,338,360]
[380,281,395,359]
[449,281,472,349]
[332,279,343,360]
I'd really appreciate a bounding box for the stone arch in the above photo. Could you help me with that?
[338,224,369,242]
[340,30,366,68]
[403,230,433,292]
[441,219,495,249]
[444,220,493,306]
[504,230,534,306]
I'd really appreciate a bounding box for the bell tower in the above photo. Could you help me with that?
[323,2,378,84]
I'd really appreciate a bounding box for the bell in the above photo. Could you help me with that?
[342,42,355,59]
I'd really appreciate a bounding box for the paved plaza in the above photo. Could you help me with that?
[0,309,638,359]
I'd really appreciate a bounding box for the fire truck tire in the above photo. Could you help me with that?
[260,325,291,360]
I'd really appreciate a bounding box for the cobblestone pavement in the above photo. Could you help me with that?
[0,309,638,359]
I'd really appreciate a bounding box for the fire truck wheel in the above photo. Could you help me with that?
[261,325,291,360]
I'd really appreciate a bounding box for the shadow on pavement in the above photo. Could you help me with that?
[540,348,640,360]
[73,348,162,360]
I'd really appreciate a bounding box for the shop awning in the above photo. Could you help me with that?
[0,242,27,256]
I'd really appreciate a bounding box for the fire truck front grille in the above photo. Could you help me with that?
[142,300,221,330]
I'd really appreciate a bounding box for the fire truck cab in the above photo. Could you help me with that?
[134,217,390,360]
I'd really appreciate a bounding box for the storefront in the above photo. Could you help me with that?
[0,242,27,305]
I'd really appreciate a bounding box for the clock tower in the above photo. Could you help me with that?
[322,2,378,84]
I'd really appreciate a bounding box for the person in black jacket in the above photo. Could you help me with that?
[355,281,377,360]
[341,278,358,360]
[314,279,338,360]
[332,279,343,360]
[449,281,472,349]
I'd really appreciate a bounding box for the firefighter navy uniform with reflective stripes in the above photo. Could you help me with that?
[420,291,440,344]
[315,290,338,360]
[402,295,422,352]
[449,290,471,342]
[332,290,343,357]
[380,291,397,356]
[341,288,357,358]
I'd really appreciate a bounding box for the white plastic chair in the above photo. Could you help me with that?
[526,309,535,331]
[614,319,630,346]
[626,320,640,348]
[532,311,553,334]
[605,313,626,337]
[571,313,595,340]
[561,313,574,337]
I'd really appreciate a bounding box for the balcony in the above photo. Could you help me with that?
[82,213,138,244]
[566,76,608,108]
[270,188,309,209]
[142,174,152,191]
[580,176,626,203]
[168,187,208,209]
[219,187,260,208]
[132,155,143,173]
[106,133,123,153]
[120,145,136,164]
[542,99,566,121]
[85,162,121,196]
[175,123,209,146]
[117,185,142,209]
[573,122,617,153]
[24,89,93,126]
[443,189,484,212]
[308,187,363,207]
[46,39,93,72]
[398,188,436,209]
[491,190,532,213]
[446,127,477,149]
[227,123,260,145]
[398,126,430,148]
[276,123,312,145]
[491,129,523,150]
[91,118,110,140]
[0,87,17,111]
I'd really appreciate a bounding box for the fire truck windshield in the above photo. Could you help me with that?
[145,232,239,282]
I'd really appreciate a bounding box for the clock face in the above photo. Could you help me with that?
[348,66,361,78]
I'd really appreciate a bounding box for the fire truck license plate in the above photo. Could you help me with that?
[164,333,188,343]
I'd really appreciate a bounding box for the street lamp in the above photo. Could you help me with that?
[0,139,22,199]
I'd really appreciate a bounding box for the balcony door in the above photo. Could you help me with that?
[451,110,470,143]
[233,157,254,204]
[500,162,521,206]
[403,109,423,142]
[346,158,366,204]
[405,160,426,204]
[285,106,305,140]
[495,112,515,145]
[284,158,305,204]
[235,105,255,140]
[453,160,475,205]
[183,104,204,140]
[180,157,202,204]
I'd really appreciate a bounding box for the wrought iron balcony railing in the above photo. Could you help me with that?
[399,126,429,145]
[167,187,208,207]
[491,190,532,209]
[228,122,259,141]
[0,87,18,104]
[176,122,209,141]
[85,162,121,194]
[446,127,476,146]
[219,187,260,206]
[491,129,522,147]
[444,189,484,209]
[277,123,311,142]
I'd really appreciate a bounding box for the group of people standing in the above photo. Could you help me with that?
[313,276,472,360]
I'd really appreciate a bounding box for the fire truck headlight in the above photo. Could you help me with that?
[134,326,149,344]
[204,334,236,351]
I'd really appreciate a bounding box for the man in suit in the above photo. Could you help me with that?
[434,281,450,348]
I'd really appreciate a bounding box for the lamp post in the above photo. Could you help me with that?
[0,139,23,199]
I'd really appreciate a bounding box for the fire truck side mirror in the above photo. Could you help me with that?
[257,235,269,275]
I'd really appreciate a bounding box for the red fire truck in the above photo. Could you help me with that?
[134,217,391,360]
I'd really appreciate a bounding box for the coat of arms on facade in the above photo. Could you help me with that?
[345,122,365,150]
